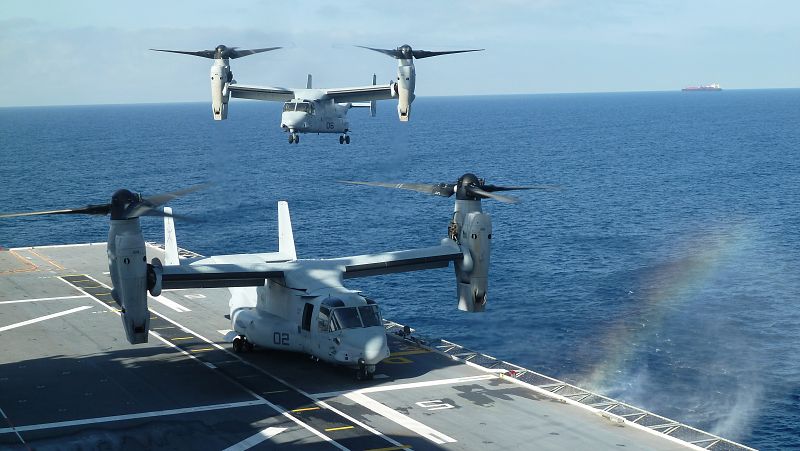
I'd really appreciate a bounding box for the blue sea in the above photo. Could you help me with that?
[1,90,798,449]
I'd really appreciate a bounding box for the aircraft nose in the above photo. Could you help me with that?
[363,334,387,362]
[282,111,307,128]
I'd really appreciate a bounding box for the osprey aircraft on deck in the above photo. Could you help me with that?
[150,44,483,144]
[0,174,536,379]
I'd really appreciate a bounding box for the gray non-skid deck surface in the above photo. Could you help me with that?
[1,244,691,450]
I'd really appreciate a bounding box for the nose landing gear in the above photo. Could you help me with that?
[232,335,255,353]
[288,132,300,144]
[338,135,350,145]
[355,358,374,381]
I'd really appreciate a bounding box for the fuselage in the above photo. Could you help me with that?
[193,255,390,372]
[280,90,350,134]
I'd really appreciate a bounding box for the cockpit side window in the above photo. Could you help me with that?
[318,306,331,332]
[282,102,295,112]
[295,102,312,113]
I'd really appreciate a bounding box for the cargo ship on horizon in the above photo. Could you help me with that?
[682,83,722,91]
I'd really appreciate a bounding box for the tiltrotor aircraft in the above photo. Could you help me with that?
[150,44,483,144]
[0,174,534,379]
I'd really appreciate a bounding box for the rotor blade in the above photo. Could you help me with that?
[339,180,455,197]
[468,186,519,204]
[229,47,282,58]
[354,45,403,59]
[0,204,111,218]
[141,183,212,208]
[411,49,484,59]
[483,184,562,192]
[127,183,212,218]
[149,48,217,59]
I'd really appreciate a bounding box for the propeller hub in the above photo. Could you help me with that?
[398,44,413,59]
[111,189,139,220]
[456,173,483,201]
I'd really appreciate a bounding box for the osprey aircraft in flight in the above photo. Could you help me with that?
[150,44,483,144]
[0,174,539,380]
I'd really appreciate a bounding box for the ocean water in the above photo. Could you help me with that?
[1,90,798,449]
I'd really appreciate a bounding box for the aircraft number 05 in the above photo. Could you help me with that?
[273,332,289,346]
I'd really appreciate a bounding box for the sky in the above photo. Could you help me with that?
[1,0,798,106]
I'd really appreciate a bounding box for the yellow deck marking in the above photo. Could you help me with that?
[364,446,411,451]
[324,425,355,432]
[171,337,194,341]
[190,347,215,353]
[262,390,289,394]
[28,249,65,270]
[0,250,38,274]
[382,356,413,364]
[389,349,431,357]
[291,407,321,413]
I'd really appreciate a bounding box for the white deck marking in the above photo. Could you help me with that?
[222,427,287,451]
[311,374,496,399]
[0,295,89,305]
[347,392,456,445]
[0,407,26,446]
[149,294,191,312]
[0,305,92,332]
[62,275,347,451]
[10,242,105,250]
[0,400,266,434]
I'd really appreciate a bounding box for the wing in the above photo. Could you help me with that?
[326,83,395,104]
[161,263,286,289]
[228,84,295,102]
[333,241,463,279]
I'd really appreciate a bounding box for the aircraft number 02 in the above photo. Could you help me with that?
[273,332,289,346]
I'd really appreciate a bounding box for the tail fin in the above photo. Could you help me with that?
[370,74,377,117]
[306,74,312,89]
[163,207,180,266]
[278,201,297,261]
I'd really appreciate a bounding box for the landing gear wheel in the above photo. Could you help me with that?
[345,135,350,144]
[339,135,344,144]
[288,134,295,144]
[245,340,255,352]
[355,358,373,381]
[294,134,300,144]
[232,336,244,353]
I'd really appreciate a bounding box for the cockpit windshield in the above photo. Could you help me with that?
[283,102,312,113]
[326,305,382,331]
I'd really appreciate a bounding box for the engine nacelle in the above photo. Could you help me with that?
[396,63,416,121]
[454,210,491,312]
[210,62,231,120]
[108,219,150,344]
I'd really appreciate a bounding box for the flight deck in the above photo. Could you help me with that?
[0,244,755,450]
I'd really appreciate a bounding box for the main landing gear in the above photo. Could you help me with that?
[338,135,350,145]
[288,133,300,144]
[232,335,255,353]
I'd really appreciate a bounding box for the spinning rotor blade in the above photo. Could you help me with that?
[411,49,484,59]
[341,173,550,204]
[228,47,282,58]
[466,186,519,204]
[150,45,281,59]
[0,184,209,220]
[127,183,211,218]
[0,204,110,218]
[339,180,455,198]
[149,48,218,59]
[356,45,484,59]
